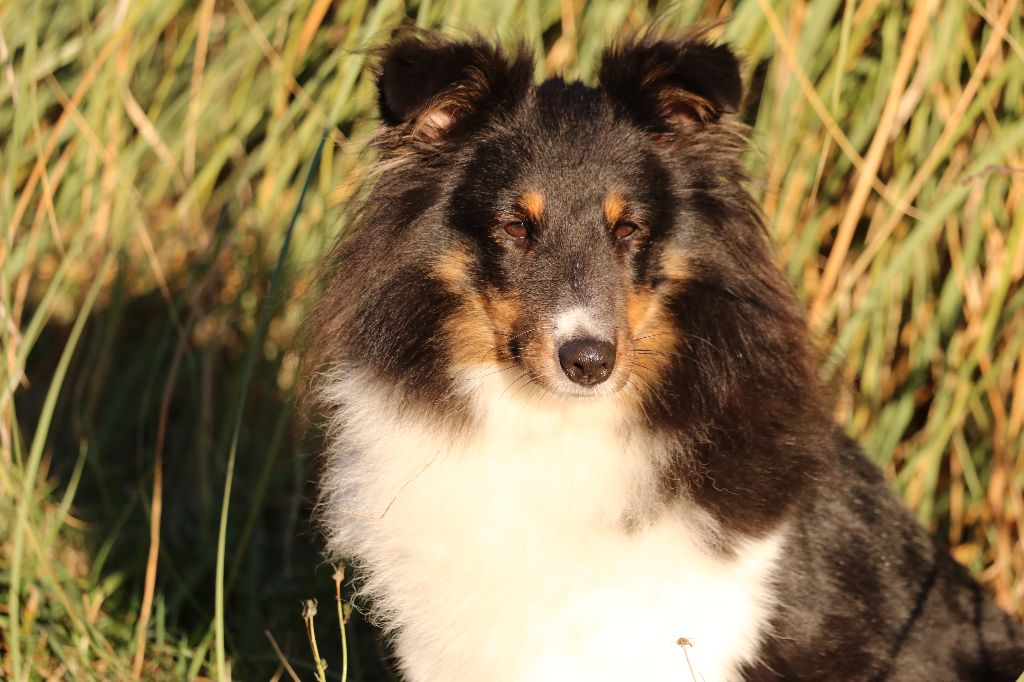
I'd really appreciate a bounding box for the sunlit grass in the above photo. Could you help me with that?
[2,0,1022,678]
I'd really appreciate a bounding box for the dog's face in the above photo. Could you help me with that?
[440,82,688,399]
[311,31,812,430]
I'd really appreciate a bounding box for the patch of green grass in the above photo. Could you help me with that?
[2,0,1022,678]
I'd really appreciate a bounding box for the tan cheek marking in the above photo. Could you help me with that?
[445,297,498,367]
[433,247,472,288]
[487,291,559,392]
[634,310,679,358]
[520,328,556,386]
[445,287,523,368]
[604,191,626,225]
[661,247,692,281]
[625,312,678,396]
[521,191,545,223]
[482,289,519,339]
[626,287,656,337]
[433,248,496,367]
[624,284,679,397]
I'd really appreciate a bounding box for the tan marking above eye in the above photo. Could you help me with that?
[604,191,627,225]
[521,191,545,222]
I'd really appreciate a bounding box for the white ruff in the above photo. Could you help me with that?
[319,367,783,682]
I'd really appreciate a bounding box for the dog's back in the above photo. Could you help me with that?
[747,436,1024,680]
[307,29,1024,681]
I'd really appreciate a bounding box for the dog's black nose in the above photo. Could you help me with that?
[558,338,616,386]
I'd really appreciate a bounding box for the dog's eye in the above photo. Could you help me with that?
[503,221,529,239]
[613,221,638,240]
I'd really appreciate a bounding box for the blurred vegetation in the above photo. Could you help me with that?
[1,0,1022,679]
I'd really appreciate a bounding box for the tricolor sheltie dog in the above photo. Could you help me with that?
[305,29,1024,681]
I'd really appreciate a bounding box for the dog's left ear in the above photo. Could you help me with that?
[599,36,742,134]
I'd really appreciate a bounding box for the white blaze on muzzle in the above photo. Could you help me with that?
[554,306,611,343]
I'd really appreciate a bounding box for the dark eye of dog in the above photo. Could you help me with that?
[503,220,529,239]
[613,221,638,239]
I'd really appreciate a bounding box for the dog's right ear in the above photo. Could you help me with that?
[377,31,533,142]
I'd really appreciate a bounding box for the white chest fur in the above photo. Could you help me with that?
[319,371,783,682]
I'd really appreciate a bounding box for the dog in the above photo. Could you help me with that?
[305,28,1024,681]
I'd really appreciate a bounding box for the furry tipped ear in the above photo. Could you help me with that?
[599,35,742,133]
[376,30,534,141]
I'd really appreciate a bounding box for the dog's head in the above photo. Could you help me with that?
[309,29,816,434]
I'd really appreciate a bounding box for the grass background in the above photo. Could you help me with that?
[2,0,1023,679]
